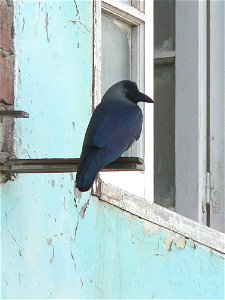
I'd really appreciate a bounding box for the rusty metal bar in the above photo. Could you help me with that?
[0,110,29,118]
[0,157,144,173]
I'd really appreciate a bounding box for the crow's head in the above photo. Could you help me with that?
[119,80,154,104]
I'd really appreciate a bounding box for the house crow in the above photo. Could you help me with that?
[75,80,154,193]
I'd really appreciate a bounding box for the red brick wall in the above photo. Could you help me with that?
[0,0,14,105]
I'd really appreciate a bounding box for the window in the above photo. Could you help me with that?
[93,0,154,200]
[93,0,224,232]
[154,0,225,232]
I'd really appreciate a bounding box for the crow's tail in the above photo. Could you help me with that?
[75,147,103,192]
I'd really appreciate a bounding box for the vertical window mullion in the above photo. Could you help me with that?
[208,0,225,232]
[175,0,207,222]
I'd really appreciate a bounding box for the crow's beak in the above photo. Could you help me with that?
[139,92,154,103]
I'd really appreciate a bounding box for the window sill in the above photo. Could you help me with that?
[92,178,225,255]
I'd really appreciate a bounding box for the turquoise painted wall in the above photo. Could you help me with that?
[1,1,224,299]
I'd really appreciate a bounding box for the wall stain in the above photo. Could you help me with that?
[80,278,84,287]
[22,17,25,32]
[5,212,8,225]
[50,246,55,263]
[165,238,173,252]
[70,239,76,271]
[46,237,52,246]
[189,239,197,249]
[18,273,21,286]
[70,172,75,181]
[73,218,79,241]
[45,12,50,43]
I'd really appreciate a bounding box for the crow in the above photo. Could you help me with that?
[75,80,154,193]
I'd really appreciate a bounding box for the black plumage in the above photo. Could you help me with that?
[75,80,154,192]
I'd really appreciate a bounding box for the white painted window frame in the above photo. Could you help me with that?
[175,0,207,224]
[92,0,154,201]
[92,0,224,232]
[175,0,225,232]
[207,0,225,232]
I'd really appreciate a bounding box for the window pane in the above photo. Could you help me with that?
[154,0,175,51]
[154,64,175,208]
[101,14,131,96]
[117,0,131,4]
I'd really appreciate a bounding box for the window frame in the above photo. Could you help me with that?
[93,0,224,232]
[92,0,154,201]
[207,0,225,232]
[154,0,224,232]
[175,0,208,223]
[154,0,208,222]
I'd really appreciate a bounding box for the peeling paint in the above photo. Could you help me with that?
[175,238,186,249]
[189,239,197,249]
[165,237,173,252]
[143,220,159,235]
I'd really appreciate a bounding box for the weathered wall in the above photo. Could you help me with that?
[1,0,93,297]
[1,1,224,299]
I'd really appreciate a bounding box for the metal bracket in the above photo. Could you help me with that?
[0,110,29,118]
[0,157,144,174]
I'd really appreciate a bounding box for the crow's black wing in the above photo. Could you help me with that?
[76,98,143,191]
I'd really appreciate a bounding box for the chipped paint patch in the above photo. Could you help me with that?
[165,237,173,251]
[143,220,159,235]
[174,238,186,249]
[189,239,197,249]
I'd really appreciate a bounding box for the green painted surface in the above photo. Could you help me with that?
[1,1,224,299]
